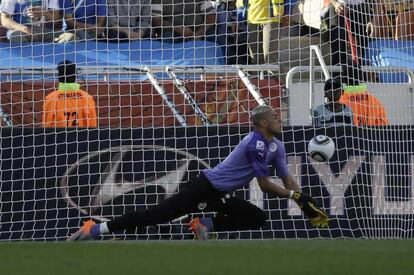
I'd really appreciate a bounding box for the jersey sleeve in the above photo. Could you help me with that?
[0,0,17,14]
[271,142,289,178]
[272,0,284,17]
[245,139,269,177]
[48,0,60,10]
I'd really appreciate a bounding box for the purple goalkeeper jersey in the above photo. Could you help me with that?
[203,131,290,192]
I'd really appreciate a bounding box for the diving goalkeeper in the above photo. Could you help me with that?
[69,105,329,241]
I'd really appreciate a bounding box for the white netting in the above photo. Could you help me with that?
[0,0,413,240]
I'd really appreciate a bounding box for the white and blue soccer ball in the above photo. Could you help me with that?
[308,135,335,162]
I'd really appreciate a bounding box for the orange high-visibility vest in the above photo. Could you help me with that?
[43,83,97,127]
[339,84,388,126]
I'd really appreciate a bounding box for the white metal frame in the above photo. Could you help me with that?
[144,67,187,127]
[165,66,212,126]
[286,45,414,124]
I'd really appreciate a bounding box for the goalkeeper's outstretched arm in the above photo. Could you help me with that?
[281,175,301,193]
[256,176,298,198]
[256,176,300,198]
[257,176,329,228]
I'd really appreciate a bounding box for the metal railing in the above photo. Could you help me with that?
[0,65,280,79]
[286,45,414,124]
[0,65,279,127]
[286,65,414,90]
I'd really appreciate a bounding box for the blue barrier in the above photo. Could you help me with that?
[0,40,225,80]
[367,39,414,83]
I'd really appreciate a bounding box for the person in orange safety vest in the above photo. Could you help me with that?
[43,60,97,128]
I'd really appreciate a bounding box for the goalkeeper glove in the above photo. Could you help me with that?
[291,191,329,228]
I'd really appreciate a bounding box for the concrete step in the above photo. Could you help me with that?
[278,31,331,83]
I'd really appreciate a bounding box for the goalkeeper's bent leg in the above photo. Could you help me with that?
[211,197,267,231]
[106,174,220,233]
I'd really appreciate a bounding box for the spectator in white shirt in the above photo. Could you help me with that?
[0,0,61,43]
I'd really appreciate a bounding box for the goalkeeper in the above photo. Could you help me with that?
[69,105,329,241]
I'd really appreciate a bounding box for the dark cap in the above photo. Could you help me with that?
[324,78,342,92]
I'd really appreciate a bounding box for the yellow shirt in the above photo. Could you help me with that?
[236,0,284,24]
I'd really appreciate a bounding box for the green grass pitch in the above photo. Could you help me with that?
[0,240,413,275]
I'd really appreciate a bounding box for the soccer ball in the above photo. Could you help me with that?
[308,135,335,162]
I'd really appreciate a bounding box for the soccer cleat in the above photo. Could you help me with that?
[188,217,209,241]
[68,220,97,241]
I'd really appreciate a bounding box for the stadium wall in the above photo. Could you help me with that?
[0,79,281,127]
[0,126,413,240]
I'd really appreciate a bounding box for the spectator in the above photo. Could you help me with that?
[236,0,284,72]
[151,0,215,42]
[313,78,353,127]
[213,0,248,64]
[329,0,372,66]
[55,0,106,42]
[43,60,97,127]
[106,0,151,42]
[0,0,62,43]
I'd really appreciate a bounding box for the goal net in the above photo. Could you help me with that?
[0,0,413,240]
